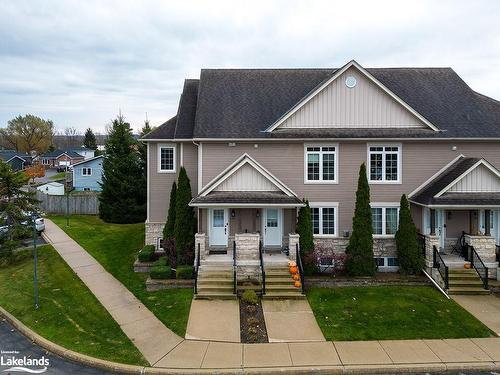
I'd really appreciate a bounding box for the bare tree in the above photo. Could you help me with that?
[64,127,81,148]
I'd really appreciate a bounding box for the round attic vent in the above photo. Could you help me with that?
[345,76,357,88]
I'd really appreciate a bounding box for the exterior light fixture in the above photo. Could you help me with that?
[231,209,236,218]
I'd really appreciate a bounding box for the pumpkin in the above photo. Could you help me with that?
[288,261,297,267]
[293,274,300,281]
[290,266,298,274]
[294,280,302,288]
[464,263,471,269]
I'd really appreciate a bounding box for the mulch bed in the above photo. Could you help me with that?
[306,273,430,289]
[239,299,268,343]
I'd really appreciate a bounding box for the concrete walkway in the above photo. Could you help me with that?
[43,219,183,366]
[262,299,325,342]
[186,299,240,342]
[452,294,500,335]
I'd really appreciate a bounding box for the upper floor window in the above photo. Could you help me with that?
[305,145,337,183]
[158,144,176,173]
[368,144,401,183]
[371,205,399,236]
[82,167,92,176]
[310,203,338,237]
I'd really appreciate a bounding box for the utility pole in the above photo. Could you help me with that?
[32,213,39,309]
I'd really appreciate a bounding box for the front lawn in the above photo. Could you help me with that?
[48,215,193,336]
[50,171,66,180]
[307,286,495,341]
[0,245,147,365]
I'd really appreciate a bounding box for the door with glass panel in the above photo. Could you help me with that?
[209,208,228,247]
[263,208,282,246]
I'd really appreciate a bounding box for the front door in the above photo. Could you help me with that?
[209,208,228,247]
[263,208,282,246]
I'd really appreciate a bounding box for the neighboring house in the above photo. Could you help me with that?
[0,150,31,171]
[70,147,95,160]
[141,60,500,296]
[72,155,104,191]
[38,150,84,168]
[37,181,65,196]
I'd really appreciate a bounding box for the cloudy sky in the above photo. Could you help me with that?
[1,0,499,134]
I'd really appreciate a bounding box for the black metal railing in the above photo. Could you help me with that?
[496,245,500,263]
[233,240,237,295]
[259,240,266,295]
[194,243,201,294]
[295,243,305,294]
[416,233,426,258]
[433,245,449,290]
[468,245,489,290]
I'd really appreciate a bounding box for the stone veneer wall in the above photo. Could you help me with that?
[313,237,397,258]
[235,233,260,281]
[464,234,497,264]
[145,222,164,247]
[424,235,440,269]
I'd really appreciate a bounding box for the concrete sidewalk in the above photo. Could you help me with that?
[43,219,183,366]
[452,294,500,335]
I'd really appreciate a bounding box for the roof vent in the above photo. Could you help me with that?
[345,76,357,88]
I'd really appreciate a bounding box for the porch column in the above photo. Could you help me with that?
[430,208,436,235]
[485,209,491,236]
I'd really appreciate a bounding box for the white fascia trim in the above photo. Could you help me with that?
[6,155,26,163]
[71,155,104,167]
[412,203,500,209]
[140,138,193,142]
[264,60,439,133]
[198,153,297,198]
[187,137,500,142]
[434,159,500,198]
[157,143,177,174]
[370,202,400,207]
[367,143,402,184]
[180,143,184,167]
[189,203,305,208]
[408,154,465,198]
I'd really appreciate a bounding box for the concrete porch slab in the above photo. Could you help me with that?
[334,341,393,365]
[380,340,441,364]
[262,300,325,342]
[185,299,240,342]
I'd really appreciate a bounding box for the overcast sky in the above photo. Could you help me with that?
[1,0,499,134]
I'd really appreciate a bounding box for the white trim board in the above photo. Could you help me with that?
[264,60,439,133]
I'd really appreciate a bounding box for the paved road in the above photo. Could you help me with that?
[0,319,111,375]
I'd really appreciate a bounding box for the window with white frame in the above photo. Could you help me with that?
[374,257,399,269]
[310,204,337,236]
[158,144,176,173]
[368,145,401,183]
[305,145,337,183]
[82,167,92,176]
[371,206,399,236]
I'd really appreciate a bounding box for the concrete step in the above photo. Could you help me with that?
[266,277,296,284]
[448,269,477,274]
[266,285,299,292]
[194,292,237,300]
[197,278,233,284]
[448,280,484,287]
[447,287,490,295]
[198,271,233,278]
[266,270,292,276]
[448,273,481,279]
[198,285,234,292]
[262,292,306,300]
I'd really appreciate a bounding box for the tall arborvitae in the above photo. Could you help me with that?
[296,199,314,253]
[163,181,177,240]
[345,163,376,276]
[99,115,146,223]
[395,194,424,274]
[173,167,195,264]
[83,128,97,150]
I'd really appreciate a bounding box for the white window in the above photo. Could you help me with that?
[374,257,399,271]
[310,203,338,237]
[371,204,399,236]
[82,167,92,176]
[368,144,401,183]
[304,145,338,183]
[157,144,176,173]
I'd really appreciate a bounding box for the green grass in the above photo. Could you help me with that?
[50,172,66,180]
[49,215,193,336]
[307,286,496,341]
[0,245,147,365]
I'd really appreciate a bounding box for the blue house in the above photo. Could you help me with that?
[72,155,104,191]
[0,150,31,171]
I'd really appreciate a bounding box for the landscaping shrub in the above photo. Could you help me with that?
[241,290,258,304]
[153,257,168,267]
[150,265,172,279]
[137,245,155,262]
[345,163,376,276]
[163,181,177,240]
[395,194,424,274]
[176,265,194,279]
[173,167,195,265]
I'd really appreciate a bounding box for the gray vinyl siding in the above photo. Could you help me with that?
[148,141,198,222]
[200,141,500,235]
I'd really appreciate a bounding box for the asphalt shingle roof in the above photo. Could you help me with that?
[40,150,84,159]
[190,191,303,206]
[143,67,500,140]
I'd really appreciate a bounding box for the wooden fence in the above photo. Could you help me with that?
[36,191,100,215]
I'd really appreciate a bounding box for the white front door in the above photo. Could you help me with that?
[263,208,282,246]
[209,208,228,247]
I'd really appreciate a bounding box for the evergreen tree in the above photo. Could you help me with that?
[163,181,177,240]
[99,115,146,223]
[173,167,194,264]
[296,199,314,253]
[345,163,376,276]
[395,194,424,274]
[138,120,154,182]
[83,128,97,150]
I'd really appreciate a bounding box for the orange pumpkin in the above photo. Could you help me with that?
[464,263,471,269]
[294,280,302,288]
[288,261,297,267]
[293,274,300,281]
[290,266,298,274]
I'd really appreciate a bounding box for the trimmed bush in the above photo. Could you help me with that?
[153,257,168,267]
[241,290,258,304]
[396,194,424,274]
[137,245,155,262]
[150,265,172,280]
[176,265,194,279]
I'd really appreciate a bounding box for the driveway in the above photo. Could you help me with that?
[0,319,110,375]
